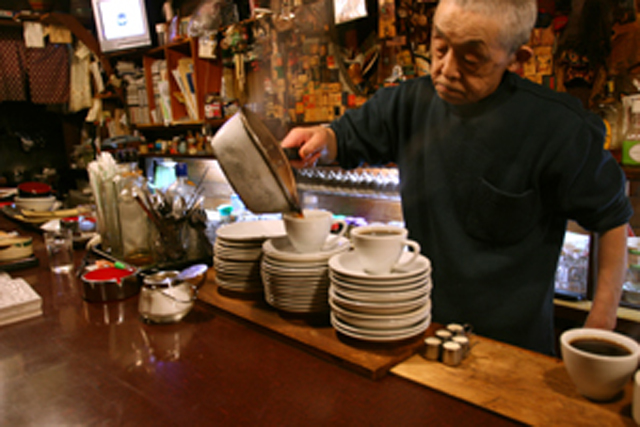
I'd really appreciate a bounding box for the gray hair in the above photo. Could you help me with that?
[439,0,538,53]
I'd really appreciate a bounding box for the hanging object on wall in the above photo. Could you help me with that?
[334,0,368,25]
[27,0,53,12]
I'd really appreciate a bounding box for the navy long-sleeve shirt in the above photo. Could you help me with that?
[330,72,632,354]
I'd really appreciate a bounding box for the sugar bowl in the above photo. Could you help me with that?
[138,264,207,323]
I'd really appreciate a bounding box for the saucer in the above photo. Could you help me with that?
[329,287,430,315]
[263,236,350,263]
[330,298,430,323]
[329,273,431,293]
[330,280,431,302]
[262,254,328,269]
[261,260,328,278]
[214,245,263,262]
[331,313,431,342]
[329,251,431,280]
[329,269,431,287]
[216,219,285,242]
[215,275,263,293]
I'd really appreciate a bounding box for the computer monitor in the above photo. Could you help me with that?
[91,0,152,53]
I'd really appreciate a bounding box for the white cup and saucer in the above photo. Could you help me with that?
[339,224,425,278]
[282,209,347,254]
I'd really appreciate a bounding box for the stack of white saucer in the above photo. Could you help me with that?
[213,220,285,294]
[328,251,432,342]
[261,235,350,314]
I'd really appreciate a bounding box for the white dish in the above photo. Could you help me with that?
[330,273,430,294]
[330,297,430,323]
[215,275,263,292]
[263,275,329,290]
[214,257,261,271]
[216,219,285,241]
[262,255,329,269]
[0,188,17,199]
[266,299,328,310]
[14,196,56,212]
[329,251,431,280]
[330,281,430,302]
[216,270,261,283]
[215,237,264,249]
[333,309,429,331]
[265,287,329,300]
[263,236,351,263]
[329,287,430,315]
[261,261,328,278]
[331,312,431,342]
[214,246,263,262]
[329,269,431,287]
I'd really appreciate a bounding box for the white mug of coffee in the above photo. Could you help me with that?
[283,209,346,253]
[350,225,421,275]
[560,328,640,401]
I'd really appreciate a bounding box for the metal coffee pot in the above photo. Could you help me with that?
[210,107,301,214]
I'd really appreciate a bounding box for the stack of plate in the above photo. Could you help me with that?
[328,251,432,342]
[213,220,285,294]
[261,235,351,314]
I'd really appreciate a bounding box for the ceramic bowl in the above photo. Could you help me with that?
[14,195,56,212]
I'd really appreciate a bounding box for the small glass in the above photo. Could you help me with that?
[44,229,74,274]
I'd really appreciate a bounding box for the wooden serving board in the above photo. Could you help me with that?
[197,271,432,379]
[391,335,636,426]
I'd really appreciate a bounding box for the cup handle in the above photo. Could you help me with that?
[325,219,347,247]
[393,240,421,270]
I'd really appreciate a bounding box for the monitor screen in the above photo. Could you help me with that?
[91,0,152,53]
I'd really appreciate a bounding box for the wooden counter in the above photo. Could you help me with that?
[0,213,517,425]
[1,212,636,425]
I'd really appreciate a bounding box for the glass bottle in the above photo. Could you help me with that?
[117,164,154,266]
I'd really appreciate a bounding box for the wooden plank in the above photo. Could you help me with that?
[391,335,636,426]
[197,271,430,379]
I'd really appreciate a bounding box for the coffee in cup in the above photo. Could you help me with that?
[560,328,640,401]
[350,225,421,275]
[283,209,346,253]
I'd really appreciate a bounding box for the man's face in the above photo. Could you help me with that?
[430,1,516,105]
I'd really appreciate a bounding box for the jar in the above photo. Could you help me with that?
[139,271,196,323]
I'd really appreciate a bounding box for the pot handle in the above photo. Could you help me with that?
[282,147,301,160]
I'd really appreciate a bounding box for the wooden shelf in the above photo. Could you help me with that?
[623,165,640,181]
[133,118,226,131]
[138,153,216,160]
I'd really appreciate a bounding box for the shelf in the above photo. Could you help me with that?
[623,166,640,181]
[138,153,216,160]
[133,119,226,131]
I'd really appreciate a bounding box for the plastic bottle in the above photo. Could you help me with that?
[230,193,246,221]
[167,163,194,199]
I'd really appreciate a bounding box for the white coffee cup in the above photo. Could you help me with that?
[283,209,346,253]
[633,370,640,424]
[350,225,421,275]
[560,328,640,401]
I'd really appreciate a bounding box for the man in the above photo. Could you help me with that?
[281,0,632,355]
